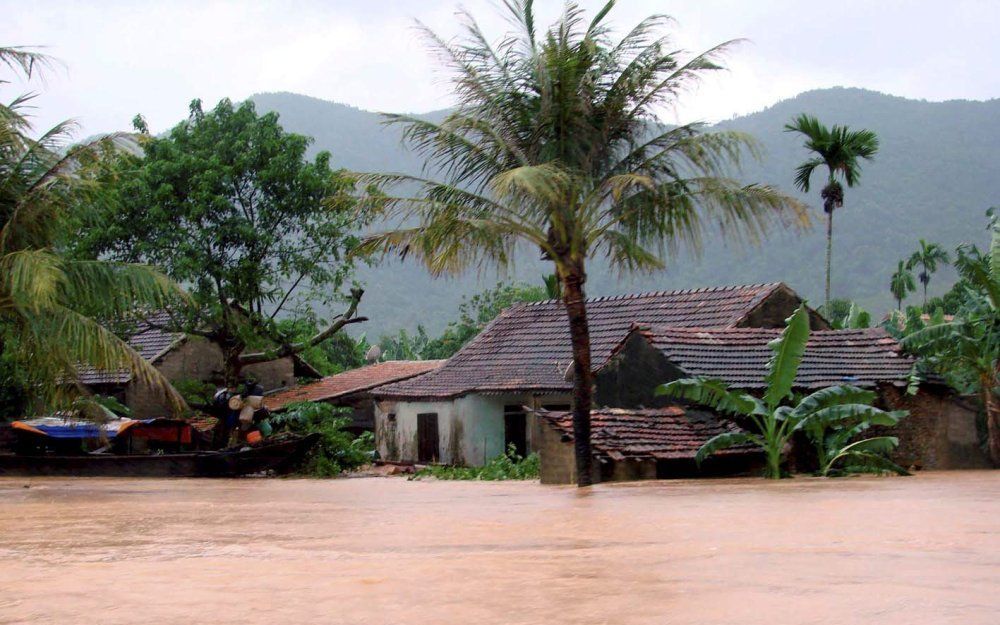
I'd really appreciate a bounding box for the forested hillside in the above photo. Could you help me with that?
[249,88,1000,335]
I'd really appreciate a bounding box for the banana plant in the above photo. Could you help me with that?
[657,303,908,478]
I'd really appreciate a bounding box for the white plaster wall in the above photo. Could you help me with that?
[374,393,572,466]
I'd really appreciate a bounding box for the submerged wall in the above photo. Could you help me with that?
[374,393,570,466]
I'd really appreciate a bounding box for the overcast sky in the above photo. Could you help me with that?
[3,0,998,138]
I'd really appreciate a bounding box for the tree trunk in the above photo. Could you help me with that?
[561,261,594,487]
[984,372,1000,466]
[825,208,833,311]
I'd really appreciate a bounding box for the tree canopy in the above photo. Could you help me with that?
[77,98,366,383]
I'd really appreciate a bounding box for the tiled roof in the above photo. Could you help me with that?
[374,283,786,399]
[264,360,446,410]
[537,407,757,461]
[76,312,185,385]
[636,326,914,389]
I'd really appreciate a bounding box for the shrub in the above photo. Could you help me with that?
[268,402,375,476]
[416,444,540,480]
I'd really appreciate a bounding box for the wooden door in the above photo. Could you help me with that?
[417,413,439,463]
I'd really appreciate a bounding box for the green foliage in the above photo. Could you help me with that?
[74,97,363,383]
[267,402,374,476]
[415,444,540,481]
[659,303,907,478]
[0,46,187,413]
[902,211,1000,462]
[890,260,917,310]
[379,326,431,361]
[422,282,549,359]
[907,239,951,305]
[275,318,366,375]
[172,378,217,406]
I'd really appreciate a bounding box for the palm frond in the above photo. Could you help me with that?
[655,377,763,416]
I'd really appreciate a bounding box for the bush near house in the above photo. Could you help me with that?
[415,444,540,481]
[268,402,374,476]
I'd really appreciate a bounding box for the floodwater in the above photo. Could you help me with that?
[1,472,998,625]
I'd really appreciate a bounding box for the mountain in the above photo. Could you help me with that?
[248,88,1000,336]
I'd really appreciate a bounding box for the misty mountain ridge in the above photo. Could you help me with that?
[246,88,1000,337]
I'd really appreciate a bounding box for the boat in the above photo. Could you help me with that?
[0,415,320,477]
[0,433,320,477]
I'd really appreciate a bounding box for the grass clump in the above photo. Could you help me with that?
[416,444,539,480]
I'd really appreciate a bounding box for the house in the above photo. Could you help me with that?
[584,324,988,478]
[370,283,828,466]
[533,406,761,484]
[78,312,318,418]
[263,360,445,434]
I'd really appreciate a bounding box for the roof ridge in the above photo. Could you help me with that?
[518,282,783,308]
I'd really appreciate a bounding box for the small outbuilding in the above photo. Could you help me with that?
[534,407,760,484]
[264,360,445,434]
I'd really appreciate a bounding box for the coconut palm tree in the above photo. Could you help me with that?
[658,304,907,478]
[785,114,879,310]
[0,46,186,412]
[357,1,808,486]
[906,239,950,307]
[890,260,916,310]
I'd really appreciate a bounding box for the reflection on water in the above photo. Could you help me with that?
[1,472,998,625]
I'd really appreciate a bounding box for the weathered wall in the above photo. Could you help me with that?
[125,338,296,418]
[880,385,990,470]
[595,334,681,409]
[374,393,571,466]
[738,286,830,330]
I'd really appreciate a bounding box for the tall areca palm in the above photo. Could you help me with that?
[1,46,186,412]
[358,2,807,486]
[890,260,916,310]
[906,239,950,307]
[785,114,879,310]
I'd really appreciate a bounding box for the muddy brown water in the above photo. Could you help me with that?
[1,472,998,625]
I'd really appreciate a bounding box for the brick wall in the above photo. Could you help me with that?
[881,385,990,470]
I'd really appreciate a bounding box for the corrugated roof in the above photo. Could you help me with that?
[264,360,446,411]
[76,312,185,385]
[374,283,786,399]
[537,407,757,461]
[637,325,914,389]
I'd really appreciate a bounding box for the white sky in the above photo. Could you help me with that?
[3,0,999,137]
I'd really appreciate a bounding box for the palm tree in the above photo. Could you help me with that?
[890,260,916,310]
[357,2,808,486]
[785,114,879,310]
[658,304,907,478]
[0,46,186,412]
[906,239,950,307]
[903,224,1000,465]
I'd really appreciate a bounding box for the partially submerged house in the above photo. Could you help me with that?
[264,360,445,434]
[371,281,987,480]
[534,407,760,484]
[79,312,317,417]
[370,283,828,466]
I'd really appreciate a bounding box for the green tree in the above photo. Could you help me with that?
[275,317,366,375]
[77,98,366,385]
[906,239,951,307]
[890,260,917,311]
[379,326,431,360]
[658,304,906,478]
[1,46,185,412]
[903,215,1000,464]
[359,1,806,486]
[785,114,879,310]
[422,282,549,359]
